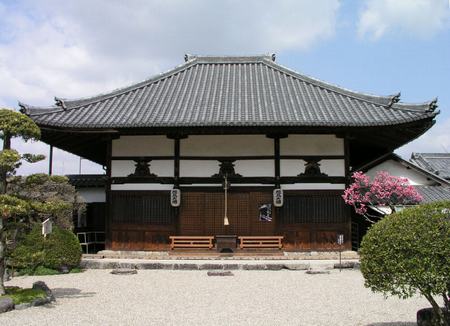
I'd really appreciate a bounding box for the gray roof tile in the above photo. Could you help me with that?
[415,185,450,203]
[411,153,450,179]
[21,55,439,129]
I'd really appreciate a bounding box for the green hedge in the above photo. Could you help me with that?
[10,224,82,271]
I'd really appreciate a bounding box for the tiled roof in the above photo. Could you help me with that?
[67,174,106,188]
[20,55,438,129]
[414,185,450,203]
[410,153,450,180]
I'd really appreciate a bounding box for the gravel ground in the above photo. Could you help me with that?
[0,269,429,326]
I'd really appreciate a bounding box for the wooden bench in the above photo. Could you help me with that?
[169,236,214,250]
[238,236,284,250]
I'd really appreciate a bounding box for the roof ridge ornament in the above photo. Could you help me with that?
[428,98,438,112]
[184,54,196,62]
[54,97,67,110]
[387,92,401,108]
[18,102,29,114]
[271,53,276,62]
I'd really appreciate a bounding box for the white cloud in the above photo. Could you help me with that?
[1,0,341,106]
[0,0,344,174]
[358,0,450,39]
[396,117,450,159]
[0,0,341,175]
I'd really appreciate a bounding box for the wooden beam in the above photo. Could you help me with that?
[110,155,345,161]
[111,176,346,185]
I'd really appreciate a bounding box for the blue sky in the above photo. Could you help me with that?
[0,0,449,175]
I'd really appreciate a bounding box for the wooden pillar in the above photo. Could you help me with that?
[344,135,351,186]
[174,138,180,187]
[344,134,352,250]
[274,137,281,188]
[48,145,53,175]
[104,138,112,250]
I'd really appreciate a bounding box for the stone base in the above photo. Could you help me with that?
[417,307,450,326]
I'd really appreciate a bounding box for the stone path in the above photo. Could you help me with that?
[80,257,359,271]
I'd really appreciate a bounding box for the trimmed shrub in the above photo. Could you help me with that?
[43,226,82,270]
[10,224,82,272]
[360,201,450,325]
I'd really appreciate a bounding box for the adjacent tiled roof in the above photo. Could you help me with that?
[67,174,107,188]
[414,185,450,203]
[410,153,450,180]
[20,54,439,129]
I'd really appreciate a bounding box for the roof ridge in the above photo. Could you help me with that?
[412,152,450,156]
[22,55,438,117]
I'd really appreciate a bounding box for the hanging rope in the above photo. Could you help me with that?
[224,175,229,226]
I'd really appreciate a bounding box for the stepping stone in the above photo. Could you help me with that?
[111,269,137,275]
[0,298,14,314]
[207,271,234,276]
[305,269,331,275]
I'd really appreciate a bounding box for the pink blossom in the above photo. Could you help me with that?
[342,171,422,216]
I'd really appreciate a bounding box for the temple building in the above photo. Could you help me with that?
[20,54,439,251]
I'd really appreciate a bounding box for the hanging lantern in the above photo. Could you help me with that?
[170,188,181,207]
[273,188,283,207]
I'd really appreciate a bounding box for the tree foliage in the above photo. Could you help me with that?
[0,149,22,177]
[7,174,85,230]
[0,109,40,141]
[0,194,30,220]
[360,201,450,325]
[0,109,42,295]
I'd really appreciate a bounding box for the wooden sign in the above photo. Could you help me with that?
[337,234,344,245]
[42,218,52,238]
[170,189,181,207]
[273,188,283,207]
[259,204,272,222]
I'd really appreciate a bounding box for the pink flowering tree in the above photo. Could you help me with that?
[342,171,423,223]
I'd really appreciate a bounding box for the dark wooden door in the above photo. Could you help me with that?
[179,190,275,236]
[278,190,351,251]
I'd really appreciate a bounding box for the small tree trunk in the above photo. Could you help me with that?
[1,133,11,194]
[0,134,11,294]
[0,219,5,295]
[424,292,448,326]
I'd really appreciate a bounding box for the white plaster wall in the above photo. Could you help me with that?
[281,159,345,176]
[111,160,174,177]
[281,135,343,155]
[112,136,173,156]
[180,160,219,177]
[281,183,346,190]
[234,160,274,177]
[180,160,274,177]
[78,188,106,203]
[366,160,435,186]
[111,184,174,191]
[181,135,273,156]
